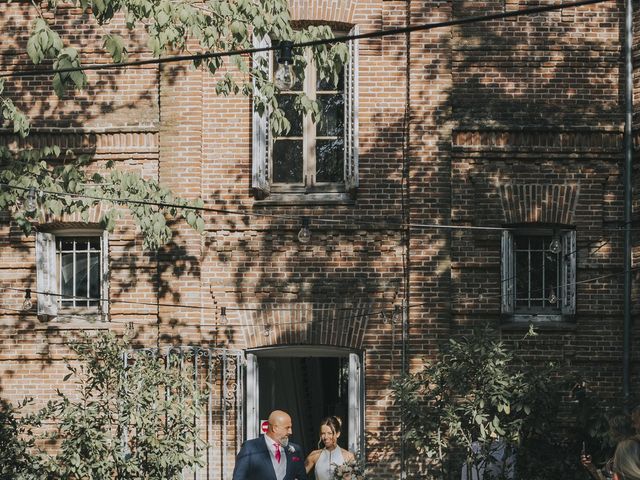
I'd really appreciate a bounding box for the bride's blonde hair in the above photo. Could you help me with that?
[613,436,640,480]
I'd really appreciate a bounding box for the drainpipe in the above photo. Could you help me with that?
[400,0,412,477]
[623,0,633,407]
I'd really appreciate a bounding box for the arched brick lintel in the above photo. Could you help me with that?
[498,183,580,225]
[234,302,371,350]
[289,0,356,25]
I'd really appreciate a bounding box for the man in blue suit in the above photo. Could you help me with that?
[232,410,308,480]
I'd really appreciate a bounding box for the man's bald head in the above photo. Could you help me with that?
[268,410,290,426]
[266,410,293,444]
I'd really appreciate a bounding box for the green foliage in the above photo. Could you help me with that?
[0,80,30,137]
[0,398,44,480]
[391,327,572,480]
[1,332,206,479]
[22,0,347,131]
[0,148,204,249]
[1,0,347,246]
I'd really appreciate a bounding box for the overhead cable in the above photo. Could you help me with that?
[0,0,611,79]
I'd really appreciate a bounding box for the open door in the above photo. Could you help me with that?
[244,347,364,457]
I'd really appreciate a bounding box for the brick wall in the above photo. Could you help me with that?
[0,0,638,478]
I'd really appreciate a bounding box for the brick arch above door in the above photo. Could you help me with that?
[232,301,372,349]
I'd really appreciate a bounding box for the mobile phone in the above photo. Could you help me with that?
[581,441,586,455]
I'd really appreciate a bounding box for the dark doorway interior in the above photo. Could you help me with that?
[258,356,349,456]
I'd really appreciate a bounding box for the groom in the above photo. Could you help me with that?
[232,409,308,480]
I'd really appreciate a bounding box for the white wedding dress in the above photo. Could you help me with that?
[314,447,345,480]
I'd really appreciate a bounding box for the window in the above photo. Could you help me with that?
[501,227,576,320]
[252,26,359,200]
[36,231,108,319]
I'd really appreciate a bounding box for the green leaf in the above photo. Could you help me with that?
[52,74,65,98]
[26,36,42,63]
[69,70,86,89]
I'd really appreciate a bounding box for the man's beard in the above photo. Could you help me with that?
[280,437,289,447]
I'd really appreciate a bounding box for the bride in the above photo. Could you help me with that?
[305,416,355,480]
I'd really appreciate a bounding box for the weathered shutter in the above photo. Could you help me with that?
[348,352,364,456]
[36,232,58,317]
[252,34,272,198]
[501,230,515,315]
[344,25,359,193]
[245,352,259,440]
[561,230,577,315]
[100,231,109,316]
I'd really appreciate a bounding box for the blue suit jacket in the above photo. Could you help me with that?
[232,435,308,480]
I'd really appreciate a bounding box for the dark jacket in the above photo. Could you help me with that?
[232,435,308,480]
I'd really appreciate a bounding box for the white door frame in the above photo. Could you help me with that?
[244,346,364,455]
[245,352,260,441]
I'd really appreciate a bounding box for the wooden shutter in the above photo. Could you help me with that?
[36,232,57,317]
[501,230,515,315]
[561,230,577,315]
[100,231,109,316]
[344,25,359,193]
[245,353,259,440]
[252,34,272,198]
[348,352,364,456]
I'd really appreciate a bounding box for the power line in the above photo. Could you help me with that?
[1,265,632,319]
[0,0,611,80]
[1,182,513,231]
[0,285,217,311]
[7,183,639,234]
[0,284,411,322]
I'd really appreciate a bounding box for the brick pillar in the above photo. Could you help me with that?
[158,62,206,344]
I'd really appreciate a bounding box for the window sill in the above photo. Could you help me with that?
[500,315,576,332]
[254,192,355,206]
[35,314,110,330]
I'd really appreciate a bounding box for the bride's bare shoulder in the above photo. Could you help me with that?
[306,449,322,461]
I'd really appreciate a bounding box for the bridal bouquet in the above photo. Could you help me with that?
[332,458,366,480]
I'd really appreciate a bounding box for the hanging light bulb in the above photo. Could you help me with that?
[548,287,558,305]
[22,288,33,310]
[24,187,37,213]
[380,311,389,325]
[549,237,561,254]
[275,40,296,90]
[264,324,273,337]
[219,306,228,324]
[297,217,311,244]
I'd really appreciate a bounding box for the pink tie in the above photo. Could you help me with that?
[274,443,281,463]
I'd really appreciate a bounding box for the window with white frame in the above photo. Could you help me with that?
[36,231,109,318]
[252,26,359,199]
[501,227,576,320]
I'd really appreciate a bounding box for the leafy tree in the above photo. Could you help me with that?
[0,0,347,248]
[392,327,578,480]
[2,332,206,479]
[0,398,43,480]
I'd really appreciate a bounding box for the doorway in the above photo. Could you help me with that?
[245,347,363,456]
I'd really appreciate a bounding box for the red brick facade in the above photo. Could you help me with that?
[1,0,638,478]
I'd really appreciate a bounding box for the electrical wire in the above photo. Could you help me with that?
[1,182,513,231]
[7,182,640,232]
[0,263,633,320]
[0,0,611,80]
[0,286,217,311]
[0,284,424,322]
